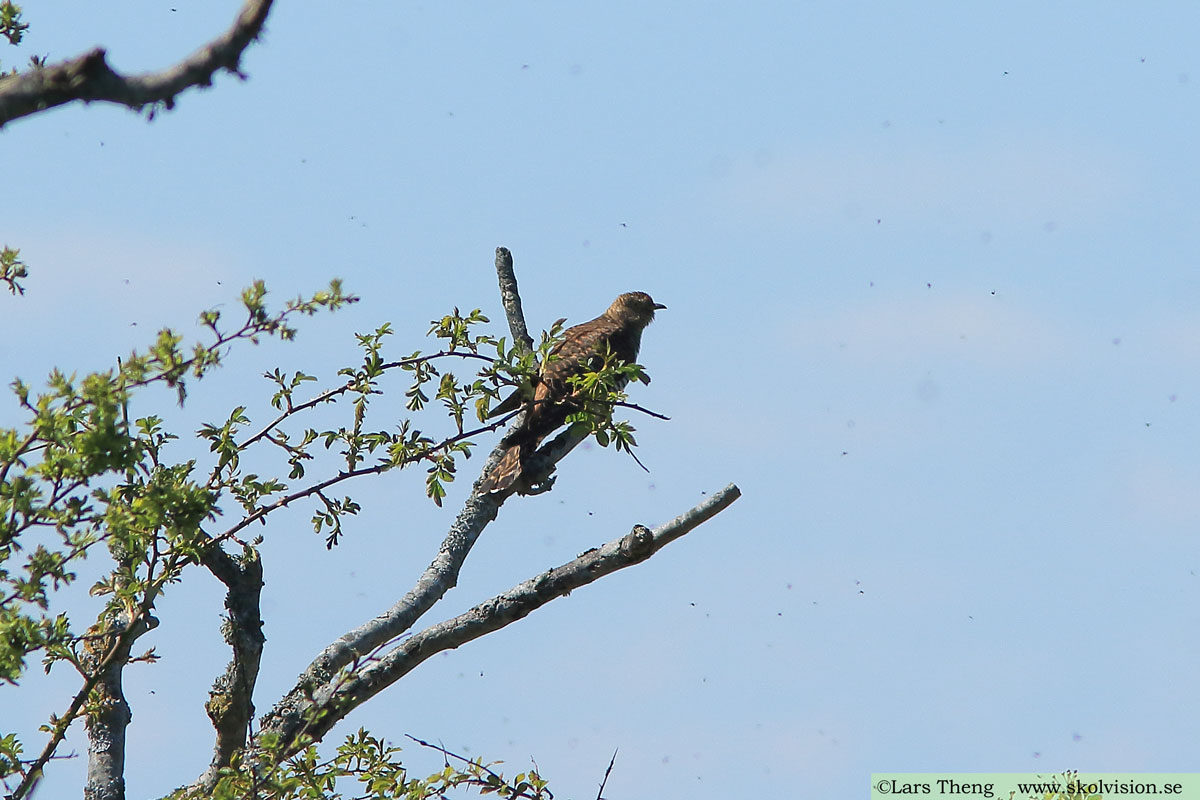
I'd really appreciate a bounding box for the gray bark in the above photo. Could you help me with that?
[0,0,275,129]
[257,485,741,751]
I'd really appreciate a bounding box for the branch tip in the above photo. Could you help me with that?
[0,0,276,129]
[494,247,533,356]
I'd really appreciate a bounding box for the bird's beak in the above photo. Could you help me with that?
[654,302,667,310]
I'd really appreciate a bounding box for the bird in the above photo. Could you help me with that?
[479,291,666,494]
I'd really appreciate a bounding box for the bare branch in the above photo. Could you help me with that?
[0,0,275,129]
[82,611,159,800]
[511,425,590,495]
[596,749,618,800]
[495,247,534,356]
[379,350,495,371]
[624,446,651,474]
[253,486,504,753]
[258,485,741,749]
[610,400,670,420]
[193,547,265,792]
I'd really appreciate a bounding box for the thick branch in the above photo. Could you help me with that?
[11,588,164,800]
[511,425,589,495]
[260,485,742,748]
[193,546,265,793]
[495,247,534,356]
[253,487,504,753]
[0,0,275,129]
[82,611,158,800]
[257,414,584,693]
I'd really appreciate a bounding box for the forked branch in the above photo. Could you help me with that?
[0,0,275,129]
[256,485,741,751]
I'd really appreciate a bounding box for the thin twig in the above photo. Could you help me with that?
[596,749,618,800]
[405,734,548,799]
[237,382,354,450]
[610,400,670,420]
[626,447,651,474]
[215,413,514,543]
[379,350,496,371]
[238,350,497,451]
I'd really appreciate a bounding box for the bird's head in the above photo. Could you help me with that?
[609,291,667,327]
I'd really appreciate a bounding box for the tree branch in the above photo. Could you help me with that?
[0,0,275,129]
[508,425,590,496]
[610,401,670,421]
[494,247,534,356]
[194,546,265,792]
[82,611,158,800]
[260,484,742,749]
[596,749,618,800]
[252,486,504,755]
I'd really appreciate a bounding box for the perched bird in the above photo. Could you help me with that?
[479,291,666,494]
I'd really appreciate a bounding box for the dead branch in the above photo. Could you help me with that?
[0,0,275,129]
[257,485,741,749]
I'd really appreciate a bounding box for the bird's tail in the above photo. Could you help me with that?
[478,439,530,494]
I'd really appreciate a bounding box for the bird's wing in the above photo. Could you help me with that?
[487,316,604,419]
[541,314,619,386]
[487,379,537,419]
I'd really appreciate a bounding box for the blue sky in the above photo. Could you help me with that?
[5,2,1200,798]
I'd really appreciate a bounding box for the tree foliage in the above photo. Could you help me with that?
[0,7,740,799]
[0,273,738,799]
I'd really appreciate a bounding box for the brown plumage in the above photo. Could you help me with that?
[479,291,666,494]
